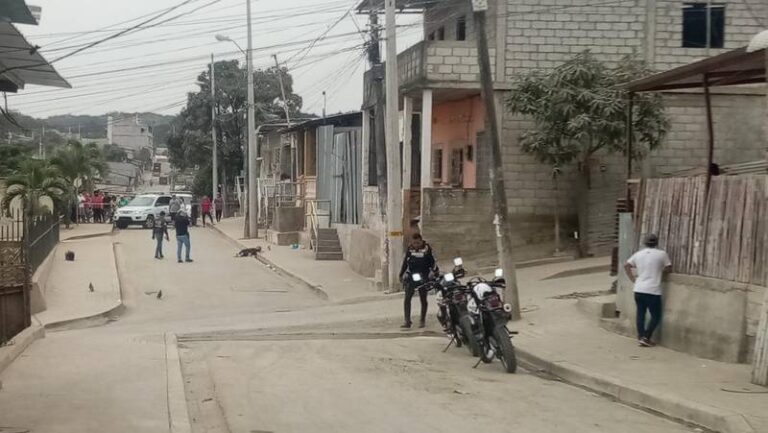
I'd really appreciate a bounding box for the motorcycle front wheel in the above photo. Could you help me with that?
[459,315,480,357]
[492,326,517,374]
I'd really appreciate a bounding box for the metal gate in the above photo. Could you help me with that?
[0,211,30,346]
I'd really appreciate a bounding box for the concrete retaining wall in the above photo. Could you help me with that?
[421,188,574,262]
[344,227,381,279]
[271,206,304,233]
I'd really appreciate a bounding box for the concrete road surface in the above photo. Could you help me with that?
[0,226,697,433]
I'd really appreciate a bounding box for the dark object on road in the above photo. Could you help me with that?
[157,290,163,300]
[236,247,262,257]
[65,251,75,261]
[89,282,94,292]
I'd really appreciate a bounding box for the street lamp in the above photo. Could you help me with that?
[215,34,246,56]
[215,33,252,234]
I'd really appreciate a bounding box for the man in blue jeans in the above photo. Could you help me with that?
[174,210,193,263]
[624,234,672,347]
[152,211,170,259]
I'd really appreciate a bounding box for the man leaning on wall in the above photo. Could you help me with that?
[624,234,672,347]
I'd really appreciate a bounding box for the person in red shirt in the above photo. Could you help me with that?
[92,192,104,223]
[201,196,213,227]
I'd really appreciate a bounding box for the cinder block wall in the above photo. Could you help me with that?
[496,0,767,255]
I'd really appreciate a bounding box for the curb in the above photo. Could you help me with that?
[0,324,45,381]
[208,224,330,300]
[515,348,754,433]
[165,333,192,433]
[39,240,126,331]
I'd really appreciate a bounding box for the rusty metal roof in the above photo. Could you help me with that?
[625,46,766,92]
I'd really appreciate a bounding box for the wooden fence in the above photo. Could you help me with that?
[636,175,768,286]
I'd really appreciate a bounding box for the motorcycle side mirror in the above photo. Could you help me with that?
[453,257,463,267]
[412,273,422,282]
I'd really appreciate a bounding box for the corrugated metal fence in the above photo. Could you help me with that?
[316,125,362,225]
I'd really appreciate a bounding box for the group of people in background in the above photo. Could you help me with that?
[74,191,132,224]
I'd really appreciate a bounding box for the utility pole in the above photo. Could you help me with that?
[368,5,388,220]
[39,124,44,159]
[246,0,258,238]
[322,91,327,119]
[272,54,292,125]
[272,54,295,181]
[210,54,218,209]
[470,0,521,319]
[384,0,403,289]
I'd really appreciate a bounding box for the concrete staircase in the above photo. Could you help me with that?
[315,228,343,261]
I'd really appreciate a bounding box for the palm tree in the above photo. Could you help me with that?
[50,140,107,192]
[50,140,108,225]
[1,159,68,218]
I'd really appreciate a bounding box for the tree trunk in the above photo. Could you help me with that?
[553,171,561,254]
[577,158,592,257]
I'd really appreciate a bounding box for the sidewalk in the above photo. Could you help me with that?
[35,227,123,328]
[212,217,381,302]
[507,260,767,433]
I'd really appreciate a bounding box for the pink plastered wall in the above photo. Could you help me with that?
[430,95,484,189]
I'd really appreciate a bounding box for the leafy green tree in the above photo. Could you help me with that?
[2,159,68,217]
[50,140,108,226]
[0,143,34,177]
[166,60,304,194]
[506,51,669,255]
[103,144,128,162]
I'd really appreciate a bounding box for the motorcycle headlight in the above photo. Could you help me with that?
[412,273,422,282]
[444,273,455,282]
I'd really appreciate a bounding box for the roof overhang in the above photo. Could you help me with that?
[356,0,436,14]
[625,46,766,92]
[0,0,38,25]
[0,21,70,91]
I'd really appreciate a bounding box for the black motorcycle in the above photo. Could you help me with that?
[433,259,479,357]
[466,270,517,373]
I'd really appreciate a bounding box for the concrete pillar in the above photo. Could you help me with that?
[419,89,433,226]
[420,89,433,190]
[402,96,413,190]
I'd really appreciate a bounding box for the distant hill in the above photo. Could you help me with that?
[0,111,175,145]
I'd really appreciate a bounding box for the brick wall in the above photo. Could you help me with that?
[653,0,768,70]
[424,41,496,83]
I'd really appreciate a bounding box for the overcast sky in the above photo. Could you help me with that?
[8,0,421,118]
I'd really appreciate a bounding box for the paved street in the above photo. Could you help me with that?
[0,225,698,433]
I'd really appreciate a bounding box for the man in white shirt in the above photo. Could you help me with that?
[624,234,672,347]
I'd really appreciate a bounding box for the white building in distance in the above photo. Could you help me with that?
[107,115,153,158]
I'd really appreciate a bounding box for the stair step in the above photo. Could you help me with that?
[316,251,343,261]
[317,241,341,249]
[317,228,338,235]
[317,246,343,253]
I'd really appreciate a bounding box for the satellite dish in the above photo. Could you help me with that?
[747,29,768,53]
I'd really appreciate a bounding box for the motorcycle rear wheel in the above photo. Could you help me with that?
[492,326,517,374]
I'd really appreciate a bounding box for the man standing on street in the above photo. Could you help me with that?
[624,233,672,347]
[152,211,170,259]
[399,232,437,329]
[214,193,223,222]
[169,195,182,223]
[174,210,193,263]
